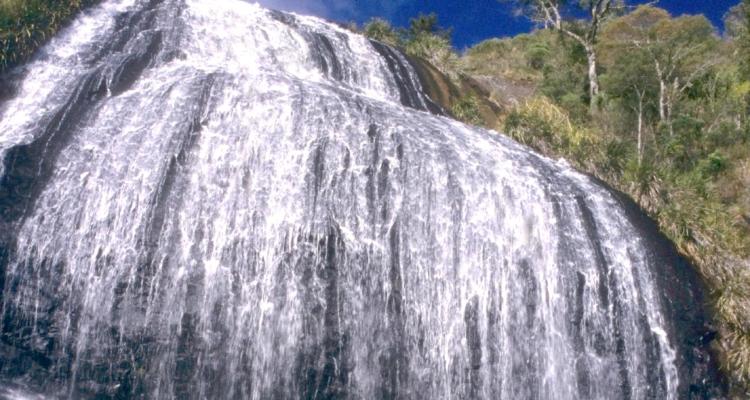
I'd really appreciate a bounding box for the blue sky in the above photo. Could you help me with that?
[257,0,741,49]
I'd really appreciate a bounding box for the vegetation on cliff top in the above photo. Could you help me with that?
[362,13,483,124]
[365,0,750,394]
[0,0,96,72]
[495,5,750,392]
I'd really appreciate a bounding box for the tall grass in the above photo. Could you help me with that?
[0,0,96,72]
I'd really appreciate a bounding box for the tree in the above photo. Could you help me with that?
[740,0,750,119]
[601,49,659,163]
[408,13,441,37]
[728,0,750,88]
[743,0,750,111]
[601,5,719,135]
[508,0,623,111]
[363,18,401,47]
[403,12,453,44]
[365,12,460,78]
[724,1,749,40]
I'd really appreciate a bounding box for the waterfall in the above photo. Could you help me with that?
[0,0,723,398]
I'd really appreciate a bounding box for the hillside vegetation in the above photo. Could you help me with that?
[0,0,96,72]
[364,1,750,394]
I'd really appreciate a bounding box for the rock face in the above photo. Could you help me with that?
[0,0,725,399]
[406,57,506,129]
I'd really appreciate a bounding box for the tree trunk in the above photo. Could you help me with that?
[659,78,677,137]
[586,46,600,110]
[654,59,670,129]
[637,92,644,164]
[658,78,667,123]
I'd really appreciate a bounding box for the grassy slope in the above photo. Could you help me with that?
[0,0,97,73]
[461,30,750,395]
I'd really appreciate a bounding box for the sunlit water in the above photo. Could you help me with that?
[0,0,722,398]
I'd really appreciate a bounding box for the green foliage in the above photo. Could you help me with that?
[621,157,661,207]
[408,12,450,38]
[660,115,706,170]
[404,32,460,77]
[600,42,659,129]
[463,29,585,91]
[363,18,400,47]
[600,139,631,177]
[504,97,600,163]
[362,13,460,78]
[504,0,624,110]
[699,151,729,176]
[718,282,750,385]
[532,33,590,114]
[482,5,750,388]
[0,0,96,72]
[463,35,543,82]
[601,5,720,127]
[471,5,749,272]
[724,1,749,39]
[451,95,483,125]
[736,0,750,97]
[526,41,550,70]
[402,13,460,77]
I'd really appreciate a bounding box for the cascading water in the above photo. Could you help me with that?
[0,0,725,399]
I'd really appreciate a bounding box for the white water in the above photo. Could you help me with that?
[0,0,719,399]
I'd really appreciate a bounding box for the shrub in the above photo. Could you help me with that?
[526,42,550,70]
[622,157,661,211]
[698,151,729,176]
[504,96,597,160]
[599,138,631,179]
[451,95,483,126]
[363,18,400,47]
[404,32,461,79]
[462,33,551,82]
[0,0,98,71]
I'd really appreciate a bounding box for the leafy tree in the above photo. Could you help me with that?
[538,35,588,117]
[409,13,436,36]
[729,0,750,111]
[600,5,719,135]
[743,0,750,112]
[601,48,659,162]
[724,1,749,39]
[407,12,452,40]
[507,0,624,110]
